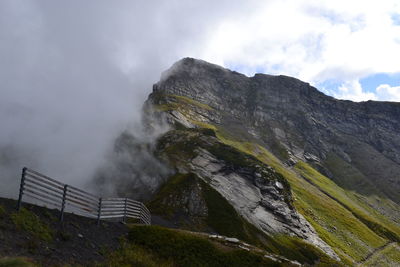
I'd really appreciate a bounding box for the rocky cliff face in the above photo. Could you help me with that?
[151,58,400,204]
[106,58,400,265]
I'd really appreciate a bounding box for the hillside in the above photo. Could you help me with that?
[0,197,308,266]
[2,58,399,266]
[119,58,400,265]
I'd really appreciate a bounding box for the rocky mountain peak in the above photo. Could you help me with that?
[150,58,400,204]
[104,58,400,265]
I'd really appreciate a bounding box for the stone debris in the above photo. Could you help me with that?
[224,237,239,243]
[238,245,250,251]
[274,181,284,190]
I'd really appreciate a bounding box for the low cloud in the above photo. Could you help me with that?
[1,0,399,199]
[333,80,377,101]
[376,84,400,101]
[0,0,253,197]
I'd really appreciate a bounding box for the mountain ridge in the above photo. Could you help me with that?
[134,57,400,265]
[91,57,400,265]
[150,57,400,204]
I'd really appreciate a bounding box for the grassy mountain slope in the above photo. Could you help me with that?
[147,90,400,265]
[1,198,329,266]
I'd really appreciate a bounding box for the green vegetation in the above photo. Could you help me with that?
[154,130,344,265]
[151,94,400,264]
[268,138,290,161]
[149,172,264,245]
[324,153,400,238]
[156,130,202,164]
[324,152,378,195]
[215,139,392,263]
[201,178,260,244]
[11,208,53,242]
[148,173,200,219]
[153,93,213,113]
[0,205,5,218]
[170,95,213,111]
[101,241,173,267]
[295,161,400,242]
[182,123,390,263]
[127,225,279,267]
[263,235,342,266]
[289,162,386,262]
[363,243,400,267]
[0,257,36,267]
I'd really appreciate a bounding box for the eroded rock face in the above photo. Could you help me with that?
[149,57,400,204]
[154,129,339,259]
[189,148,339,260]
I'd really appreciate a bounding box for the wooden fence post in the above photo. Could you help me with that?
[59,185,68,222]
[97,197,102,226]
[16,167,27,211]
[123,198,127,223]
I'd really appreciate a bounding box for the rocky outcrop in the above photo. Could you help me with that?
[153,129,340,260]
[149,57,400,204]
[190,148,338,260]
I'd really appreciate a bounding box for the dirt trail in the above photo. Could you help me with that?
[355,242,397,266]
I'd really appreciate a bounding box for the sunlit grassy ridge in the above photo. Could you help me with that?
[154,94,213,112]
[295,161,400,242]
[124,225,280,267]
[152,129,342,265]
[225,139,400,263]
[363,243,400,267]
[168,116,399,264]
[151,95,400,264]
[221,140,387,263]
[126,225,340,266]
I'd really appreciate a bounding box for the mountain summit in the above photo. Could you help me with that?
[108,58,400,265]
[153,58,400,204]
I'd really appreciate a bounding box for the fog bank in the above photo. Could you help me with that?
[0,0,251,197]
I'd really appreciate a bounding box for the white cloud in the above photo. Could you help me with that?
[1,0,400,197]
[0,0,257,196]
[376,84,400,101]
[334,80,377,101]
[200,0,400,102]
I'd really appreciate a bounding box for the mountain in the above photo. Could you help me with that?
[107,58,400,266]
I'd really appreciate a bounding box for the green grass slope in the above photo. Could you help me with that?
[362,243,400,267]
[221,138,399,264]
[152,98,400,265]
[150,129,342,265]
[124,225,280,267]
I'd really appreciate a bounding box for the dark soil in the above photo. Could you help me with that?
[0,197,129,266]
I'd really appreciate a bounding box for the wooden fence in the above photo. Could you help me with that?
[17,167,151,225]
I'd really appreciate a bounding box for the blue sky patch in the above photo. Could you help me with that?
[360,73,400,92]
[392,13,400,25]
[316,79,343,96]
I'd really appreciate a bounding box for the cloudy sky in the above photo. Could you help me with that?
[0,0,399,195]
[204,0,400,102]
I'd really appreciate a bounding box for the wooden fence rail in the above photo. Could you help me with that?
[17,167,151,225]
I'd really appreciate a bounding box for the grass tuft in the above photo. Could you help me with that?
[0,205,5,218]
[101,241,173,267]
[0,257,37,267]
[127,225,279,267]
[11,208,53,242]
